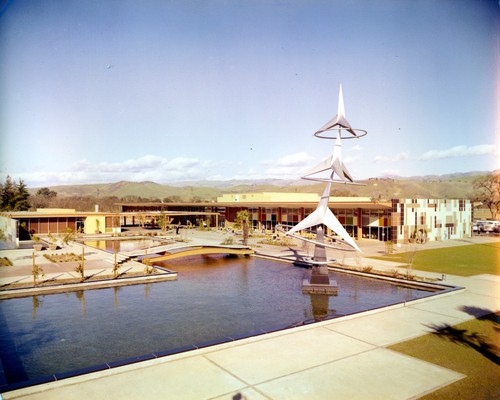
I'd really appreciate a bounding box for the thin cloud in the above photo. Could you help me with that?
[261,152,315,179]
[343,154,362,164]
[373,152,409,163]
[418,144,495,160]
[261,152,312,168]
[380,168,401,177]
[13,155,217,187]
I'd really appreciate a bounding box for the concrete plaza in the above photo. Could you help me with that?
[1,232,499,399]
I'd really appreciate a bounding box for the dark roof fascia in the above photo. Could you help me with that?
[116,201,391,210]
[1,212,117,219]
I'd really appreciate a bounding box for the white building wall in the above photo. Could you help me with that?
[0,215,18,249]
[392,198,471,243]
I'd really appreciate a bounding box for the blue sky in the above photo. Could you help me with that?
[1,0,499,187]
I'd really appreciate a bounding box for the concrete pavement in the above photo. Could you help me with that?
[1,233,499,399]
[0,241,177,299]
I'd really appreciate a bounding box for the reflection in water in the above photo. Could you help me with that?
[113,286,120,309]
[31,296,41,320]
[144,283,150,302]
[309,294,331,321]
[75,291,86,318]
[84,239,160,253]
[2,256,435,386]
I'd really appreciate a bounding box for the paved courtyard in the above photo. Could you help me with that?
[1,232,498,399]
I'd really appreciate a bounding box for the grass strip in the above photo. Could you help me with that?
[370,242,500,276]
[388,314,500,399]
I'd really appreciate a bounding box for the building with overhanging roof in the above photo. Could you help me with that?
[117,192,472,244]
[1,192,471,249]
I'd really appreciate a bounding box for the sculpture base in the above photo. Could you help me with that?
[302,266,338,295]
[302,227,339,294]
[302,278,338,295]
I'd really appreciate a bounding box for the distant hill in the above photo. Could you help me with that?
[28,171,495,202]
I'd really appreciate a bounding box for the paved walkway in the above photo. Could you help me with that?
[1,233,499,399]
[0,241,177,299]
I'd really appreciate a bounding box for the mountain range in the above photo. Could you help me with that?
[28,171,494,202]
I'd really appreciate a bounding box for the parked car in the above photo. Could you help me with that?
[474,220,500,234]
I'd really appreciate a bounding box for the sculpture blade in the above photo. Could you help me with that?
[287,182,361,252]
[315,84,357,137]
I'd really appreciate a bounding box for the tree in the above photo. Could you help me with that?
[472,174,500,219]
[0,176,31,211]
[234,210,250,245]
[32,187,57,208]
[0,176,16,210]
[13,180,31,210]
[157,213,172,233]
[163,195,182,203]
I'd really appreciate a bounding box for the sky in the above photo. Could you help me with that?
[1,0,499,188]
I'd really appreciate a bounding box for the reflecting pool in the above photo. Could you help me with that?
[0,255,438,388]
[84,238,164,252]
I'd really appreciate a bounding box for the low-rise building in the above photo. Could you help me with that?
[1,194,472,248]
[120,192,472,244]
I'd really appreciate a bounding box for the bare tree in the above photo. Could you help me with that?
[404,244,417,280]
[473,174,500,219]
[31,187,57,208]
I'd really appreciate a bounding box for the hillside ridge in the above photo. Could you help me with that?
[27,171,496,202]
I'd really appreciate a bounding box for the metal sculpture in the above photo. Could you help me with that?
[279,84,367,293]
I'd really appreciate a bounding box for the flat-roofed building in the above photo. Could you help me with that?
[0,208,120,241]
[1,194,471,248]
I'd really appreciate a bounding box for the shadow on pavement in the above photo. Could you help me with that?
[425,306,500,366]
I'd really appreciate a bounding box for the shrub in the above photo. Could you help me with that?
[144,263,154,275]
[404,270,416,280]
[221,237,234,245]
[0,257,12,267]
[44,253,81,263]
[361,266,373,273]
[390,269,400,278]
[74,263,85,282]
[258,237,293,247]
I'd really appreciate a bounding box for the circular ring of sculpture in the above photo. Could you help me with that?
[301,176,366,185]
[276,224,358,252]
[314,127,368,139]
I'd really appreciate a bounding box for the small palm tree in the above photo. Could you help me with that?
[32,252,44,286]
[234,210,250,245]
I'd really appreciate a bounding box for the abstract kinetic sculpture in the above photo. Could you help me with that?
[313,84,367,140]
[281,84,367,294]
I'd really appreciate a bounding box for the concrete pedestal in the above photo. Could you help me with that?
[302,227,339,295]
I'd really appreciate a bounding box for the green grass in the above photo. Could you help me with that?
[370,242,500,276]
[388,314,500,399]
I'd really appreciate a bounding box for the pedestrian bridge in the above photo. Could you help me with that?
[141,245,254,264]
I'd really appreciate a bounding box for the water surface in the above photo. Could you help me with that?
[0,255,435,387]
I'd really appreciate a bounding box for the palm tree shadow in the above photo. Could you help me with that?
[425,307,500,366]
[460,306,500,326]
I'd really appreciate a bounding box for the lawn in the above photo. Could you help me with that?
[388,314,500,399]
[370,242,500,276]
